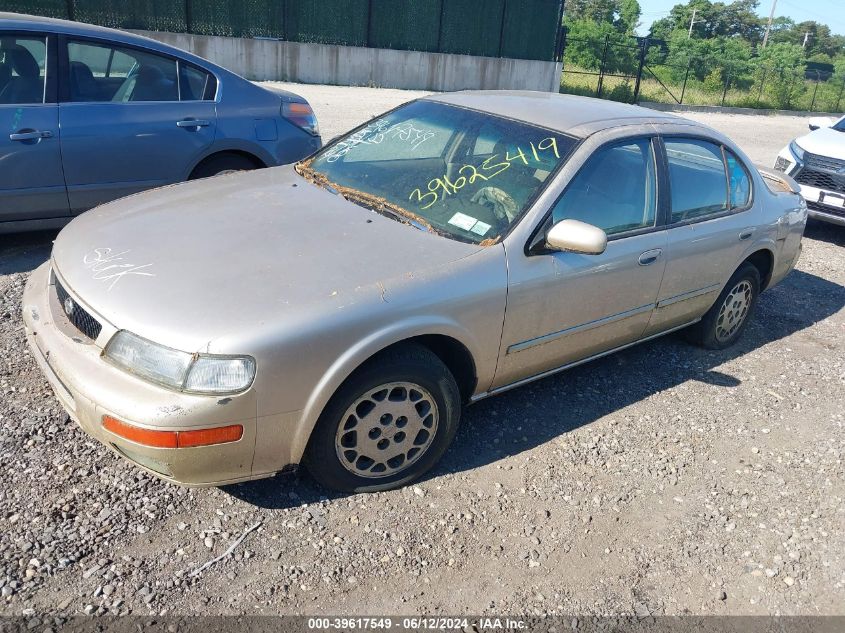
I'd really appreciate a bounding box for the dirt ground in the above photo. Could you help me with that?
[0,84,842,618]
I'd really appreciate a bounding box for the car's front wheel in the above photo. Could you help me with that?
[304,344,461,493]
[687,262,761,350]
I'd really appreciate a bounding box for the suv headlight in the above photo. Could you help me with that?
[104,331,255,394]
[789,140,805,162]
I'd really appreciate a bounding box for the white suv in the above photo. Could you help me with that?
[775,115,845,226]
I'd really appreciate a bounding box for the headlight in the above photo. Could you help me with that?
[104,331,255,394]
[789,140,805,162]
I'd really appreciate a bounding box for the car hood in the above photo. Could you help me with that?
[795,126,845,160]
[52,167,481,352]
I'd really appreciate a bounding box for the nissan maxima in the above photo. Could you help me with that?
[23,92,806,493]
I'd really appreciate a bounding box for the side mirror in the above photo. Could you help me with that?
[808,116,834,131]
[545,219,607,255]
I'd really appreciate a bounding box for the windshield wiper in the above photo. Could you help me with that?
[295,160,449,238]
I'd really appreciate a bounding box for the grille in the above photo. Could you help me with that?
[807,199,845,219]
[55,279,102,341]
[805,152,845,173]
[795,167,845,194]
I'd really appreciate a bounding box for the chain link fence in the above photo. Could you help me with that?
[4,0,565,61]
[561,32,845,112]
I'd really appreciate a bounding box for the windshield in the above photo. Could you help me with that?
[297,101,576,244]
[834,116,845,132]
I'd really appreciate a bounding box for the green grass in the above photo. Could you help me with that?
[560,64,845,112]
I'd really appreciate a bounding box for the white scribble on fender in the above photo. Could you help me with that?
[82,248,155,291]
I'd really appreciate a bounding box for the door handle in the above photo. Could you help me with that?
[176,119,211,128]
[638,248,663,266]
[739,228,755,240]
[9,130,53,141]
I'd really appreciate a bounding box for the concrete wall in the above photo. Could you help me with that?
[133,31,562,93]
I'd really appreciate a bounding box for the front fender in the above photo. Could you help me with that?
[287,315,486,465]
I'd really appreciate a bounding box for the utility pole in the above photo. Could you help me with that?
[762,0,777,48]
[802,31,810,48]
[687,8,698,39]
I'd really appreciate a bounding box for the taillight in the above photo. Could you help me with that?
[102,415,243,448]
[282,101,320,136]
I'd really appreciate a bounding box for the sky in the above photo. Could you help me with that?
[636,0,845,37]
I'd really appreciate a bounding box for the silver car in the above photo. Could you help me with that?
[22,92,806,493]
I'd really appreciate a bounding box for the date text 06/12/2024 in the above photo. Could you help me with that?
[306,618,528,630]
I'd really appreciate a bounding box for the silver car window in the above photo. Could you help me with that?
[550,139,657,236]
[665,139,729,223]
[725,150,752,209]
[298,100,576,244]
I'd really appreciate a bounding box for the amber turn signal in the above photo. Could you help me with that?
[102,415,243,448]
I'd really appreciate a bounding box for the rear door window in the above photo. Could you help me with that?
[665,139,729,223]
[67,40,178,103]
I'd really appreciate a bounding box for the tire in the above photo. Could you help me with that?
[303,344,461,493]
[189,154,258,179]
[686,262,761,350]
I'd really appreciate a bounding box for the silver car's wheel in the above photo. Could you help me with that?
[715,280,753,342]
[335,382,439,478]
[304,344,461,493]
[686,262,761,350]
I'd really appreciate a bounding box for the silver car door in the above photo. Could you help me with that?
[645,138,756,336]
[493,137,668,390]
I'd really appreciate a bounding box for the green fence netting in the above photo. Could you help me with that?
[439,0,506,58]
[368,0,441,53]
[2,0,563,61]
[190,0,284,39]
[73,0,187,32]
[284,0,369,47]
[2,0,69,19]
[501,0,560,62]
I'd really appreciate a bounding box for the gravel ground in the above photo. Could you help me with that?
[0,84,843,618]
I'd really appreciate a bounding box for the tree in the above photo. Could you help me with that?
[564,0,620,23]
[648,0,762,44]
[757,43,807,108]
[564,0,642,35]
[769,20,845,59]
[616,0,641,35]
[563,18,637,73]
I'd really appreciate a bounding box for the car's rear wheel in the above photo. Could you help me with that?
[304,344,461,493]
[190,154,258,179]
[687,262,761,350]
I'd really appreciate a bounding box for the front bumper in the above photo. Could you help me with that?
[775,147,845,226]
[22,261,266,486]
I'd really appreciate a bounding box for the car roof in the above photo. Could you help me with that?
[426,91,690,138]
[0,12,214,69]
